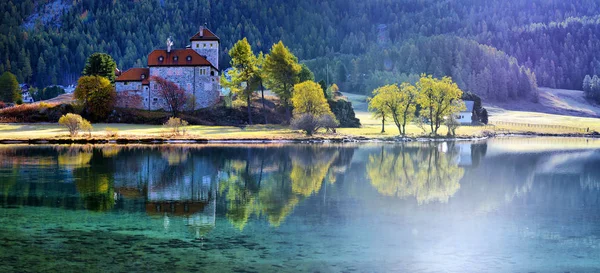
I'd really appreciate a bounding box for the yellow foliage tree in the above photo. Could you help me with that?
[74,75,116,121]
[416,75,466,135]
[291,80,332,116]
[368,82,418,135]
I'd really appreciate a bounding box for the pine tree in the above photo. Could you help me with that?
[583,75,592,97]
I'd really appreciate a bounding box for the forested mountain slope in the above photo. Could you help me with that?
[1,0,599,100]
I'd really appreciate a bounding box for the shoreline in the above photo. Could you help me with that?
[0,132,598,145]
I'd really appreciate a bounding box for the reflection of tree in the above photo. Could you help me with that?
[161,147,189,166]
[73,149,115,211]
[218,146,351,229]
[219,159,260,230]
[290,147,339,196]
[100,145,121,158]
[367,144,464,204]
[57,146,93,169]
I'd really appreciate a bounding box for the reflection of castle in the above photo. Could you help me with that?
[112,151,220,238]
[145,175,218,238]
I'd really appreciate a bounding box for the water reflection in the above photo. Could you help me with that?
[0,140,600,245]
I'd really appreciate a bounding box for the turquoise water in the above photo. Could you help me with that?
[1,139,600,272]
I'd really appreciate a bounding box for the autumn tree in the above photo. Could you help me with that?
[0,71,20,103]
[264,41,302,122]
[151,76,188,117]
[74,76,116,121]
[368,82,418,135]
[291,81,337,135]
[82,53,117,83]
[292,81,332,116]
[223,38,258,124]
[416,75,465,135]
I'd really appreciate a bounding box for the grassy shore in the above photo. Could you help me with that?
[0,116,597,142]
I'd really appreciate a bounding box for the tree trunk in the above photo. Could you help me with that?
[261,82,267,124]
[246,87,253,125]
[381,117,385,133]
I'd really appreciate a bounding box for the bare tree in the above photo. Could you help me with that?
[151,76,188,117]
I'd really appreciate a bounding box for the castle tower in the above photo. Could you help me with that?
[190,24,220,70]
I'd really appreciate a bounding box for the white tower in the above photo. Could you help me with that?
[190,24,220,69]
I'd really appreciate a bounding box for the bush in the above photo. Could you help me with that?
[319,113,340,133]
[445,116,460,137]
[80,119,93,138]
[0,102,5,109]
[105,127,119,138]
[291,113,339,136]
[58,113,91,137]
[164,117,189,136]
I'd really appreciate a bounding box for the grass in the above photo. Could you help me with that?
[1,91,599,140]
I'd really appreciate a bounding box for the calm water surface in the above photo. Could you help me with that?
[1,138,600,272]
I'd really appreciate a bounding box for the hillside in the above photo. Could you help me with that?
[489,88,600,118]
[1,0,600,100]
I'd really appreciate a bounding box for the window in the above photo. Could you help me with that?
[173,56,178,61]
[203,43,206,48]
[158,56,164,62]
[141,74,145,79]
[210,71,214,76]
[153,98,158,101]
[124,82,128,85]
[210,43,213,48]
[186,55,192,61]
[196,44,199,48]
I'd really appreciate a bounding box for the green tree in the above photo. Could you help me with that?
[264,41,302,122]
[0,71,20,103]
[416,75,465,135]
[224,38,258,125]
[74,76,116,121]
[82,53,117,83]
[298,64,315,82]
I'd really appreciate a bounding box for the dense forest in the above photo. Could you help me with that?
[1,0,599,101]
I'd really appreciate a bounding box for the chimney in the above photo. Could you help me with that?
[167,37,173,53]
[199,25,204,37]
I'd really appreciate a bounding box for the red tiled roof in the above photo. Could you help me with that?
[189,28,220,41]
[115,68,149,82]
[147,49,216,69]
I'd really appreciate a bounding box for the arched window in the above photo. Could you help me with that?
[186,56,192,61]
[173,56,178,61]
[158,56,164,62]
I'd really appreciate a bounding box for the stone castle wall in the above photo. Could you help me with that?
[149,66,220,110]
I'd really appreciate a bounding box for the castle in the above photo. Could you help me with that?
[115,26,220,110]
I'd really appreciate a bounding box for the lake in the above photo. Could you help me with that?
[1,138,599,272]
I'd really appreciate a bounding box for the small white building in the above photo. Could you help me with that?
[456,100,474,124]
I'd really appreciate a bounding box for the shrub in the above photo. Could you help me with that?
[319,113,340,133]
[445,115,460,137]
[58,113,91,137]
[39,102,52,109]
[80,119,93,137]
[105,127,119,138]
[164,117,189,136]
[291,113,339,136]
[0,102,5,109]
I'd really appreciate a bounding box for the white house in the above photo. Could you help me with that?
[456,100,474,124]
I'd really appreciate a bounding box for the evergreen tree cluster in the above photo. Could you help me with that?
[583,74,600,103]
[1,0,600,101]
